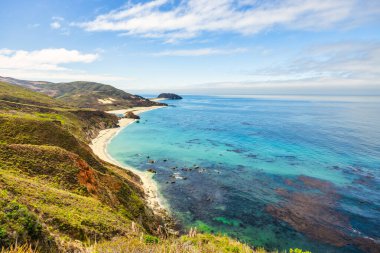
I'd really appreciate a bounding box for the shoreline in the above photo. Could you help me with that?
[89,106,170,217]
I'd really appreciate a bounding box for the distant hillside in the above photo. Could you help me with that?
[0,76,166,110]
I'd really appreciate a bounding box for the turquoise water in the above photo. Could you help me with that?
[108,95,380,253]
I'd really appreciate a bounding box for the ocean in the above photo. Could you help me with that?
[108,95,380,253]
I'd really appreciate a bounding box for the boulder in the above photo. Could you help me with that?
[124,111,140,119]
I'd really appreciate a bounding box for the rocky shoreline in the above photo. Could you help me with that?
[89,106,178,235]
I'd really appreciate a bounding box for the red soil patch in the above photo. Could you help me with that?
[75,158,98,194]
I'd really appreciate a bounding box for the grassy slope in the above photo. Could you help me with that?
[0,77,165,110]
[0,82,160,252]
[50,81,166,110]
[0,81,280,253]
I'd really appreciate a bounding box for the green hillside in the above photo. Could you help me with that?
[0,77,165,110]
[49,81,166,110]
[0,76,165,110]
[0,82,162,252]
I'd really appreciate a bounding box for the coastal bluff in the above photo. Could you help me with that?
[157,93,183,100]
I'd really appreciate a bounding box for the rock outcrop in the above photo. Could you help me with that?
[125,111,140,119]
[157,93,182,100]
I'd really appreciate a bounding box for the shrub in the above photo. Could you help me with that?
[289,248,312,253]
[144,235,159,244]
[0,200,42,247]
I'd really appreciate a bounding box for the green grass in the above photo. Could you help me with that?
[0,82,64,108]
[0,81,161,251]
[0,142,157,232]
[0,191,42,248]
[0,115,107,172]
[0,144,93,194]
[93,234,267,253]
[0,170,135,250]
[48,81,164,110]
[1,243,37,253]
[0,79,162,110]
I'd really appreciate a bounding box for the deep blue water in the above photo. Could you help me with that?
[108,95,380,253]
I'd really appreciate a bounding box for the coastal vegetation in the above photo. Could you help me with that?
[0,81,161,251]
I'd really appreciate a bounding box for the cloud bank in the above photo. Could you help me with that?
[133,41,380,95]
[252,42,380,82]
[186,42,380,94]
[0,48,98,71]
[75,0,379,42]
[0,48,126,82]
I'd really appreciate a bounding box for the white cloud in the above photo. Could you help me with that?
[131,41,380,95]
[0,48,98,71]
[50,21,61,29]
[74,0,378,42]
[50,16,65,30]
[153,47,247,56]
[184,42,380,94]
[51,23,71,35]
[0,68,129,83]
[254,42,380,81]
[0,49,14,55]
[0,48,127,83]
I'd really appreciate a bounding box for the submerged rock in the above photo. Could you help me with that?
[147,168,156,173]
[266,175,380,253]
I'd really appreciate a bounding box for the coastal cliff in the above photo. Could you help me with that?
[0,81,166,252]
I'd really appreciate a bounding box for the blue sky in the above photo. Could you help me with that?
[0,0,380,95]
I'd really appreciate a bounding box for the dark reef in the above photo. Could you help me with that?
[266,175,380,253]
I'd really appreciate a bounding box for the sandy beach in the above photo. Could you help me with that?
[149,98,167,101]
[89,106,168,216]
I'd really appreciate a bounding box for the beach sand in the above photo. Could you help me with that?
[149,98,167,101]
[90,106,169,216]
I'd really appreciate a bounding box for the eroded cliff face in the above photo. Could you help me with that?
[70,110,119,142]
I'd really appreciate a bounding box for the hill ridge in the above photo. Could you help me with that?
[0,76,166,110]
